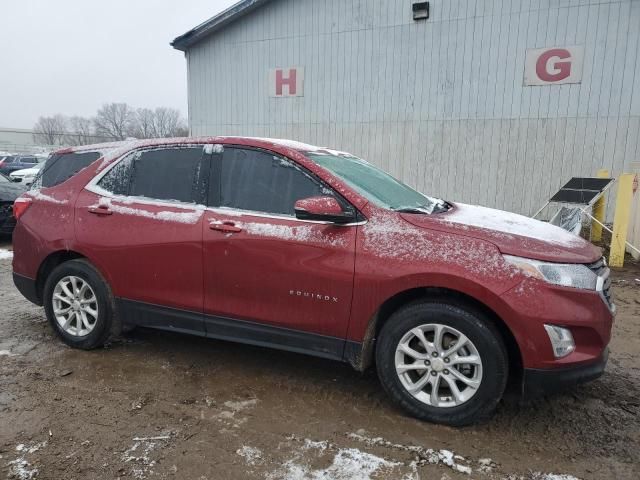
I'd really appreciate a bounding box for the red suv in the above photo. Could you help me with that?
[12,137,614,425]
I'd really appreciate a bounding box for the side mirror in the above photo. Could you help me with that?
[294,196,356,224]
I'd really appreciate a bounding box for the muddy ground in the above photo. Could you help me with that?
[1,238,639,480]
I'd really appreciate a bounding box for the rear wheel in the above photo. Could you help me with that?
[376,301,508,426]
[43,259,118,349]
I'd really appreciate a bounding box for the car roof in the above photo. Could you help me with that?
[59,136,353,156]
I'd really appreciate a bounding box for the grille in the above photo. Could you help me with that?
[588,257,613,310]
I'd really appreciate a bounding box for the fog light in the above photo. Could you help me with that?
[544,325,575,358]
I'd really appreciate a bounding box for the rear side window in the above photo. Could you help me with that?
[41,152,101,188]
[126,147,202,203]
[219,148,327,215]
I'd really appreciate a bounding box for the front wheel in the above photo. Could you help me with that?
[43,259,118,349]
[376,301,508,426]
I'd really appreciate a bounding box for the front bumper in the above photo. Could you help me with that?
[522,348,608,397]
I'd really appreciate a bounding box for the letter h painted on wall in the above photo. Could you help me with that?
[269,67,304,97]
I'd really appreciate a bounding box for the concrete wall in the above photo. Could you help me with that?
[184,0,640,216]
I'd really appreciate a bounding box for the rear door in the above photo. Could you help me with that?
[202,146,358,355]
[76,145,209,334]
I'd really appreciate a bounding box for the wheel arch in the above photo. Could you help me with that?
[35,250,88,303]
[349,287,523,385]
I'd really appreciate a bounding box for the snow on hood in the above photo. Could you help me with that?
[443,203,584,247]
[405,203,601,264]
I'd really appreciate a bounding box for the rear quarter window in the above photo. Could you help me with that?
[40,151,101,188]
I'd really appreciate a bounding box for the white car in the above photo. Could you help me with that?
[10,163,44,186]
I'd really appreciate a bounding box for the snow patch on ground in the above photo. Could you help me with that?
[348,432,472,475]
[530,474,582,480]
[7,459,38,480]
[236,445,263,466]
[8,442,47,480]
[213,398,259,429]
[260,437,402,480]
[121,434,171,479]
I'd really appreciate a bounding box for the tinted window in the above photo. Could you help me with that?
[20,157,37,164]
[129,147,202,203]
[97,154,134,196]
[220,148,327,215]
[41,152,101,188]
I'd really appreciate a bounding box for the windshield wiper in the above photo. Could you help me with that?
[431,201,452,214]
[394,201,451,215]
[393,206,432,214]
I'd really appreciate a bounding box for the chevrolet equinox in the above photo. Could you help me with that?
[12,137,614,426]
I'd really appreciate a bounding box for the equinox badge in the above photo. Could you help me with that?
[289,290,338,303]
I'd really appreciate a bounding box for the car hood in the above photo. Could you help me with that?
[0,179,27,201]
[402,202,601,264]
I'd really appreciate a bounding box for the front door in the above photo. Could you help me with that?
[202,146,357,357]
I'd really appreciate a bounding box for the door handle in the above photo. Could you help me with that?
[88,206,113,216]
[209,221,242,233]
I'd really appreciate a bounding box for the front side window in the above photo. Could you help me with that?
[219,148,328,215]
[124,147,202,203]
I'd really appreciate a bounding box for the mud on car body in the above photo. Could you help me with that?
[11,137,614,426]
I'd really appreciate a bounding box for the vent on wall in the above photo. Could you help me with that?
[412,2,429,20]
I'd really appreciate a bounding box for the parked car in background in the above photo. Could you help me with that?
[0,172,27,235]
[0,155,41,175]
[0,155,18,174]
[10,163,45,186]
[11,137,614,426]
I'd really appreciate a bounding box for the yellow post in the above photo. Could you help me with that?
[609,174,635,267]
[591,169,609,242]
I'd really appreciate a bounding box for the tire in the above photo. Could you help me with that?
[43,259,118,350]
[376,301,508,426]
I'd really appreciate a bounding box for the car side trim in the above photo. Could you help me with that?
[117,298,362,363]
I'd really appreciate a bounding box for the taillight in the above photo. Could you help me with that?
[0,160,5,168]
[13,197,32,220]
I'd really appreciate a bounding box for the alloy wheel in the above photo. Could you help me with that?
[394,323,483,408]
[52,276,99,337]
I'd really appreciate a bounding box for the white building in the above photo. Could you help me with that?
[172,0,640,216]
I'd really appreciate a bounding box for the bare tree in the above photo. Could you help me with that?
[128,107,188,139]
[130,108,156,139]
[152,107,183,137]
[94,103,134,140]
[32,115,67,145]
[65,116,95,146]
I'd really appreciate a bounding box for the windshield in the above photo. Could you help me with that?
[306,152,445,213]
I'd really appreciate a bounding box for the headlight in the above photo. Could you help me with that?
[503,255,597,290]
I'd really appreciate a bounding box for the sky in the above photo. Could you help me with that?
[0,0,237,129]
